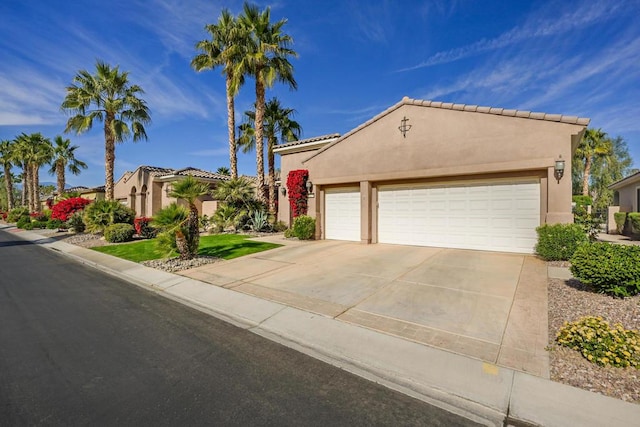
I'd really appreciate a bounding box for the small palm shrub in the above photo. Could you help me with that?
[83,200,135,233]
[7,207,30,223]
[614,212,628,234]
[152,203,188,256]
[213,204,246,232]
[292,215,315,240]
[535,223,588,261]
[570,242,640,297]
[557,316,640,368]
[66,211,86,232]
[104,223,135,243]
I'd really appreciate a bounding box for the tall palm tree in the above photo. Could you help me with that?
[14,133,53,212]
[238,98,301,213]
[48,136,88,196]
[192,9,246,179]
[169,175,211,259]
[62,60,151,200]
[0,139,16,210]
[575,128,612,196]
[237,3,297,204]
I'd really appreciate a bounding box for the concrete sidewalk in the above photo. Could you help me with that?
[3,224,639,427]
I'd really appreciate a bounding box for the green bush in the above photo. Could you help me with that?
[628,213,640,234]
[104,223,135,243]
[572,195,593,207]
[570,242,640,297]
[31,220,47,229]
[46,219,64,229]
[574,214,601,241]
[66,211,86,233]
[535,223,588,261]
[614,212,628,234]
[16,216,31,229]
[556,316,640,368]
[283,228,295,238]
[84,200,135,233]
[7,207,30,223]
[292,215,315,240]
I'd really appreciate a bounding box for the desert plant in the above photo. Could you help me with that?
[66,211,86,232]
[46,219,64,229]
[104,223,135,243]
[556,316,640,368]
[134,217,157,239]
[169,175,210,259]
[292,215,315,240]
[248,209,270,232]
[83,200,135,233]
[7,206,30,223]
[570,242,640,297]
[535,223,588,261]
[213,204,246,232]
[614,212,628,234]
[152,203,188,256]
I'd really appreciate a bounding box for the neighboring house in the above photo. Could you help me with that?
[41,185,106,211]
[607,171,640,233]
[275,97,589,254]
[114,166,230,217]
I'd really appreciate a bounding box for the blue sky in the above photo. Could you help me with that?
[1,0,639,188]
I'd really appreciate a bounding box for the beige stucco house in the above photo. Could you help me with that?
[607,171,640,232]
[114,166,230,218]
[275,97,589,254]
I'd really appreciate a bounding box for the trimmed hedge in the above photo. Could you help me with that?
[292,215,315,240]
[535,223,588,261]
[614,212,628,234]
[570,242,640,297]
[629,213,640,234]
[104,223,135,243]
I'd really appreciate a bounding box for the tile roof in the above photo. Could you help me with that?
[275,133,341,150]
[136,165,230,181]
[609,170,640,190]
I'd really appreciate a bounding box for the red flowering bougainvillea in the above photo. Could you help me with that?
[134,217,157,239]
[51,197,92,221]
[286,169,309,218]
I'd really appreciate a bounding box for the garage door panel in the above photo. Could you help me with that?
[325,189,361,241]
[378,181,540,253]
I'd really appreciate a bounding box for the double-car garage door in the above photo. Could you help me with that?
[325,180,540,253]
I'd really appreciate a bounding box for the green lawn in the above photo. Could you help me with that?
[91,234,281,263]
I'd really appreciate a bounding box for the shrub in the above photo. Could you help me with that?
[0,211,7,221]
[51,197,92,221]
[83,200,135,233]
[16,216,31,229]
[104,223,135,243]
[248,210,270,232]
[46,219,64,229]
[7,207,30,223]
[31,220,47,229]
[628,213,640,234]
[30,211,49,222]
[152,203,188,256]
[292,215,315,240]
[572,195,593,207]
[66,211,86,233]
[574,214,601,241]
[614,212,628,234]
[556,316,640,368]
[535,223,588,261]
[284,228,295,238]
[212,204,246,232]
[22,222,35,230]
[570,242,640,297]
[273,220,288,233]
[134,217,157,239]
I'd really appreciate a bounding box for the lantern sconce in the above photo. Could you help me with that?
[554,156,565,183]
[398,116,412,138]
[281,186,286,196]
[306,180,313,194]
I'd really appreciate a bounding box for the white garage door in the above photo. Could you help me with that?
[378,181,540,253]
[325,188,361,241]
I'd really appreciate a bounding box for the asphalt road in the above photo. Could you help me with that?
[0,229,481,426]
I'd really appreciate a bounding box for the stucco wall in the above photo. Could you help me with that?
[277,150,318,226]
[616,185,638,212]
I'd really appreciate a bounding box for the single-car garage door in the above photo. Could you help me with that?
[378,180,540,253]
[325,188,361,241]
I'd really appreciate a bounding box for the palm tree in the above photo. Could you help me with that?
[61,60,151,200]
[216,166,231,176]
[238,98,301,213]
[14,133,53,212]
[237,3,297,204]
[192,9,246,179]
[169,175,211,259]
[48,136,88,196]
[575,128,612,196]
[213,176,255,209]
[0,139,16,210]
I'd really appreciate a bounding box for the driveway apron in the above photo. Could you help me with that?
[179,237,549,377]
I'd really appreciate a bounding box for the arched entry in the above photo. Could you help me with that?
[140,185,147,217]
[130,186,137,214]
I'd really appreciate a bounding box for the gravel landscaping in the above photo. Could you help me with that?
[548,272,640,403]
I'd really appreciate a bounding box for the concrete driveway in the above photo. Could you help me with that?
[180,237,549,377]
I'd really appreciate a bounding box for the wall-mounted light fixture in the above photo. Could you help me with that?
[398,116,412,138]
[164,184,173,195]
[554,156,565,183]
[306,180,313,194]
[280,186,286,196]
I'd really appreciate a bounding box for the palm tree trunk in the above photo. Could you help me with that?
[3,165,14,211]
[32,163,40,213]
[56,160,65,196]
[226,73,238,179]
[21,169,27,207]
[582,157,591,196]
[268,137,276,214]
[24,165,32,211]
[254,75,266,204]
[187,206,200,259]
[104,115,116,200]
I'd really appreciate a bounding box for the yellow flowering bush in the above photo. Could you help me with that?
[556,316,640,368]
